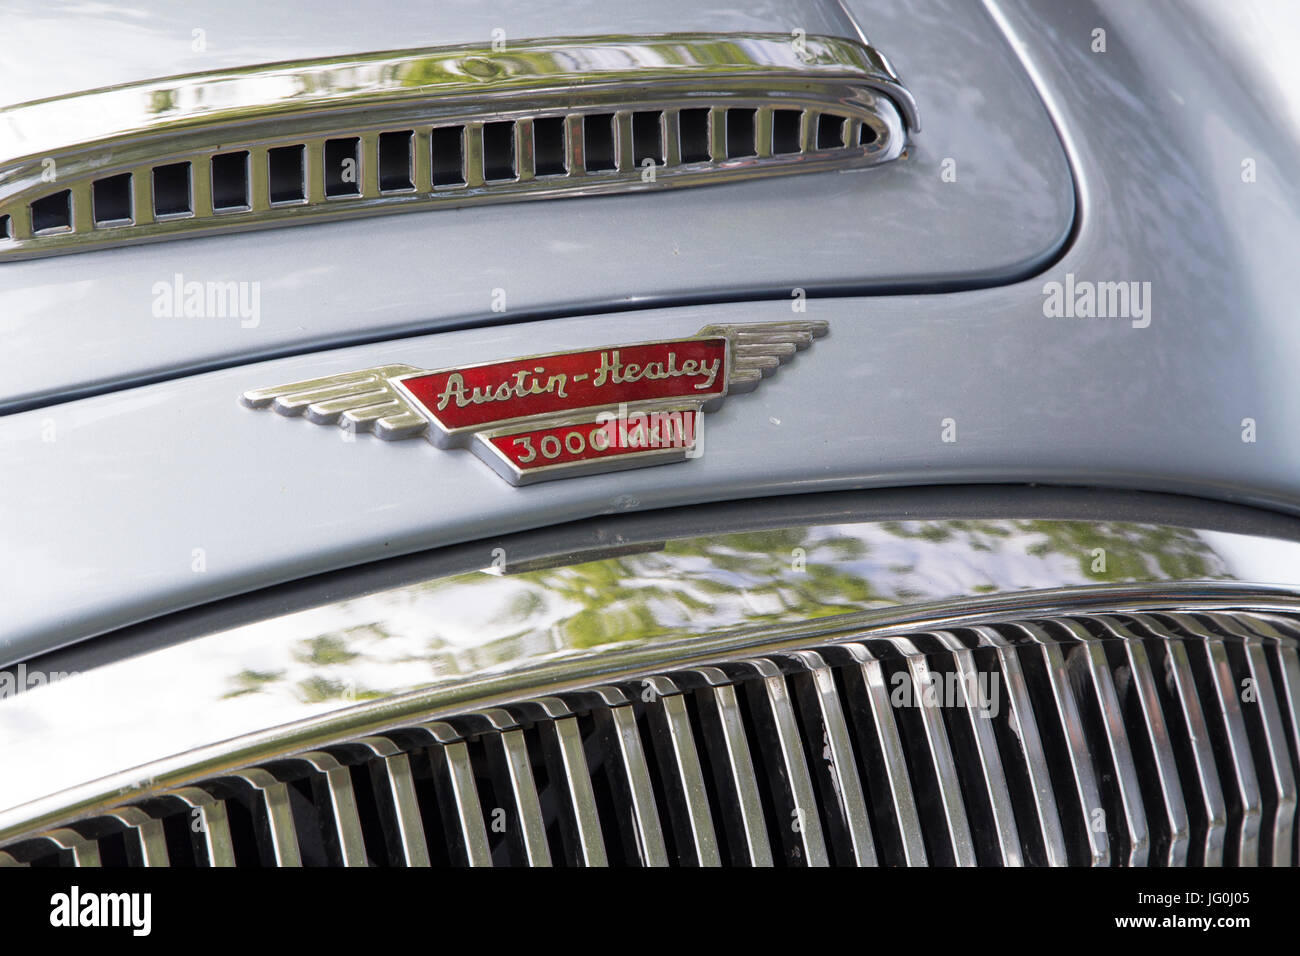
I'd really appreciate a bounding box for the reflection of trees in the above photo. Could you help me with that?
[879,519,1223,582]
[218,519,1230,699]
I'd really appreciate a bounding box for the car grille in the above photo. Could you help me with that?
[3,608,1297,867]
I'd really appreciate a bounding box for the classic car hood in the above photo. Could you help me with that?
[0,0,1074,412]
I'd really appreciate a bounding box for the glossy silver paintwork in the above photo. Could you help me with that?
[0,34,913,260]
[13,0,1300,652]
[0,0,1073,412]
[2,513,1299,838]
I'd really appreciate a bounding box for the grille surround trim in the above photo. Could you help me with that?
[0,33,916,261]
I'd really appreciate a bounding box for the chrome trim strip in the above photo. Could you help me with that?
[0,33,915,261]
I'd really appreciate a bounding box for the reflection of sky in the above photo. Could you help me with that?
[1,518,1294,814]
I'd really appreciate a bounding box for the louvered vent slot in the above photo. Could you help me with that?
[772,109,803,155]
[431,126,465,187]
[31,190,71,233]
[92,174,132,226]
[584,114,616,172]
[211,151,250,210]
[152,162,191,217]
[533,117,567,176]
[268,146,305,204]
[678,108,711,163]
[817,114,846,149]
[379,130,414,192]
[632,111,663,165]
[323,138,360,198]
[0,33,917,259]
[482,122,516,182]
[725,108,757,159]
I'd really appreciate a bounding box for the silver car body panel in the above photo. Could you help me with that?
[3,0,1300,666]
[0,0,1071,411]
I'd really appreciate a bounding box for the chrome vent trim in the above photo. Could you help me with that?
[4,605,1297,867]
[0,33,916,261]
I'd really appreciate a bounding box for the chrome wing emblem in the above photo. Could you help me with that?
[241,320,827,485]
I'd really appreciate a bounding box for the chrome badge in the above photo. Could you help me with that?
[240,321,827,485]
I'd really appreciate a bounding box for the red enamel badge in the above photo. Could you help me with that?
[241,321,826,484]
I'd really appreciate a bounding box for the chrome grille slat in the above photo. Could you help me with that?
[282,752,368,867]
[1009,621,1110,866]
[169,786,237,867]
[1054,619,1151,866]
[898,649,977,866]
[1162,614,1263,866]
[783,651,878,866]
[726,659,830,866]
[347,737,431,868]
[451,710,551,866]
[43,827,103,867]
[827,644,929,865]
[1092,617,1191,866]
[9,608,1300,867]
[417,722,493,867]
[103,806,169,868]
[967,625,1069,866]
[511,698,608,867]
[674,667,774,866]
[1127,613,1230,866]
[1239,615,1300,864]
[928,632,1022,866]
[636,677,721,867]
[1200,613,1296,865]
[230,770,302,867]
[569,687,669,867]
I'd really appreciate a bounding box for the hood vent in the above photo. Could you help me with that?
[0,33,917,261]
